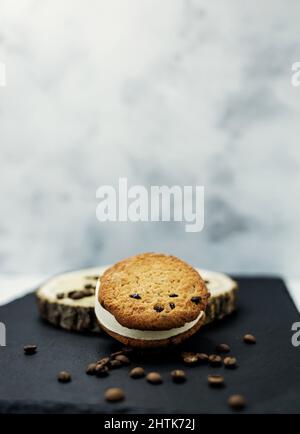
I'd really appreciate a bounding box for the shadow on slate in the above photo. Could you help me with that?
[0,277,299,414]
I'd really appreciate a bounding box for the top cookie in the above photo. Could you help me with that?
[99,253,209,331]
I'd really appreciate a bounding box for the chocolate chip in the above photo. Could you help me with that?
[171,369,186,383]
[208,374,225,387]
[130,293,141,299]
[197,353,209,364]
[57,371,71,383]
[204,280,210,284]
[56,293,65,300]
[228,394,246,410]
[224,356,238,369]
[105,388,125,403]
[154,304,164,312]
[86,363,97,375]
[86,275,99,280]
[115,354,130,365]
[243,334,256,344]
[169,293,178,298]
[208,354,222,367]
[183,354,198,366]
[216,343,230,353]
[130,367,145,379]
[191,296,201,305]
[23,345,37,355]
[169,303,175,309]
[68,290,85,300]
[110,359,122,369]
[95,364,109,377]
[146,372,163,384]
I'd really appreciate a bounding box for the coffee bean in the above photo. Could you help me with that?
[228,394,246,410]
[208,374,225,387]
[115,354,130,365]
[82,288,95,297]
[146,372,163,384]
[169,293,178,298]
[208,354,222,367]
[23,345,37,355]
[110,359,122,369]
[154,304,164,313]
[95,365,109,377]
[183,354,198,366]
[181,351,196,358]
[169,303,175,309]
[97,356,110,366]
[224,356,237,369]
[86,363,98,375]
[84,284,95,290]
[243,334,256,344]
[216,343,230,353]
[56,293,65,300]
[191,296,201,305]
[197,353,209,364]
[171,369,186,383]
[57,371,71,383]
[86,275,99,280]
[105,388,125,403]
[68,290,85,300]
[130,293,141,299]
[130,367,145,379]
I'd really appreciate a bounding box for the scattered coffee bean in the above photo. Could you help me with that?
[95,365,109,377]
[154,304,164,313]
[228,394,246,410]
[171,369,186,383]
[23,345,37,355]
[208,354,222,367]
[82,288,94,297]
[105,388,125,403]
[169,303,175,309]
[57,371,71,383]
[146,372,163,384]
[98,356,110,366]
[56,293,65,300]
[115,354,130,365]
[224,356,237,369]
[197,353,209,364]
[68,290,85,300]
[191,296,201,305]
[243,334,256,344]
[216,343,230,353]
[130,367,145,379]
[130,293,141,300]
[84,284,95,290]
[169,293,178,298]
[86,363,97,375]
[86,275,99,280]
[208,374,225,387]
[110,359,122,369]
[183,354,198,366]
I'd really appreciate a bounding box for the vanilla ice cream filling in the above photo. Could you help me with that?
[94,281,204,341]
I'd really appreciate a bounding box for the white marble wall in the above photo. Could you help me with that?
[0,0,299,275]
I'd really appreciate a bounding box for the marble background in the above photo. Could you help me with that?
[0,0,299,276]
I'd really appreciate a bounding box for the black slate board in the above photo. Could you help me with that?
[0,277,299,414]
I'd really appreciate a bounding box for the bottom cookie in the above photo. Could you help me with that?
[98,312,206,349]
